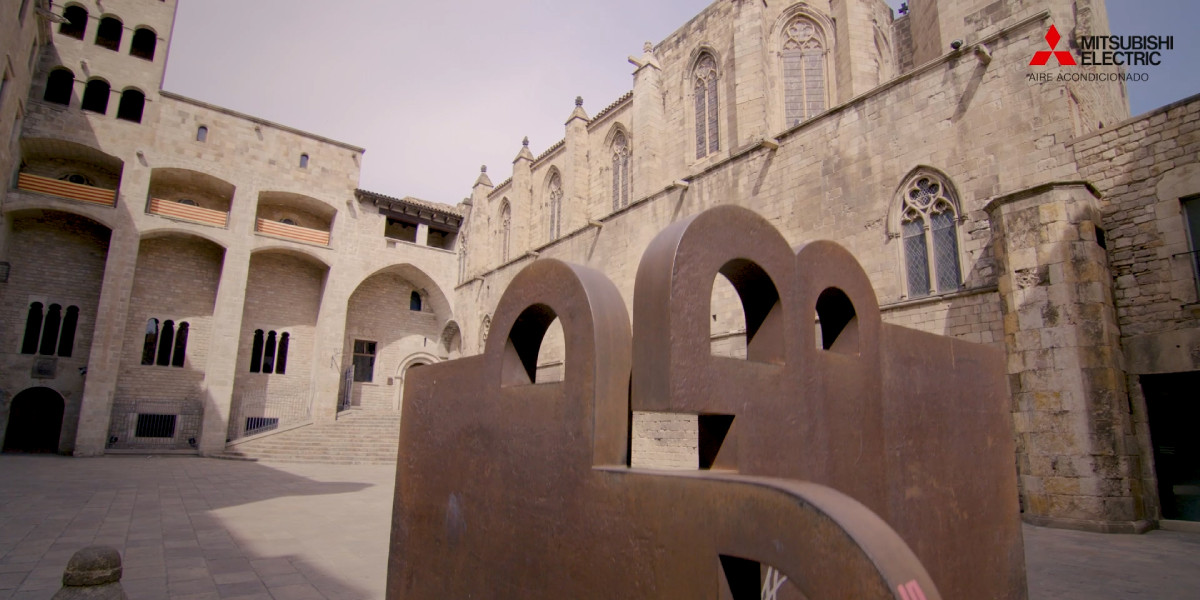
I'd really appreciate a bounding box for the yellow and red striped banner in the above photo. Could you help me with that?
[255,218,330,246]
[148,198,229,227]
[17,172,116,207]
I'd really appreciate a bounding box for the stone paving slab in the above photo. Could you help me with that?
[0,454,1197,599]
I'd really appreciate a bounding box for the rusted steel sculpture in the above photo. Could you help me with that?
[389,205,1025,599]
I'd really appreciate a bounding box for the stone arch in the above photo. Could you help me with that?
[249,244,332,271]
[886,165,963,238]
[394,352,440,410]
[140,227,229,250]
[342,265,453,411]
[2,387,65,453]
[771,4,837,130]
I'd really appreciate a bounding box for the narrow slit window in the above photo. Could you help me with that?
[410,291,422,311]
[21,302,44,354]
[39,304,62,355]
[276,333,290,374]
[263,331,277,373]
[299,153,309,168]
[196,125,207,142]
[250,329,264,372]
[57,306,79,357]
[156,320,175,366]
[171,322,189,367]
[142,318,159,364]
[693,53,719,158]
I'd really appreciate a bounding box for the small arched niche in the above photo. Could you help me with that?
[501,304,566,386]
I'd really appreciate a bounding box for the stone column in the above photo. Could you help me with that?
[195,245,251,454]
[415,223,429,247]
[986,182,1146,532]
[731,0,766,144]
[512,139,534,251]
[629,43,666,199]
[309,270,350,423]
[73,226,139,456]
[564,97,589,230]
[193,180,260,454]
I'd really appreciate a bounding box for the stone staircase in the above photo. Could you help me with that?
[218,409,401,465]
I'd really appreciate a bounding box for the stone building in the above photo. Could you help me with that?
[0,1,462,460]
[2,0,1198,535]
[454,0,1199,533]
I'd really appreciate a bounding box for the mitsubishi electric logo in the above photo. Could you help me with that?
[1026,23,1166,84]
[1030,25,1076,66]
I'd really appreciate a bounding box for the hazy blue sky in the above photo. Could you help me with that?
[161,1,1199,205]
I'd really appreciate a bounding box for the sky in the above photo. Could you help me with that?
[161,0,1200,206]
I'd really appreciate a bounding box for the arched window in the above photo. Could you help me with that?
[43,68,74,105]
[276,333,290,374]
[95,16,122,51]
[130,28,156,61]
[612,130,630,210]
[59,173,91,185]
[155,320,175,366]
[250,329,264,372]
[693,52,719,158]
[500,201,512,262]
[410,291,423,311]
[39,304,62,355]
[899,173,962,297]
[171,322,189,367]
[141,318,188,367]
[58,306,79,358]
[177,198,197,206]
[299,153,309,168]
[81,79,110,114]
[249,329,289,374]
[263,331,277,373]
[142,318,159,364]
[60,5,88,40]
[548,171,563,241]
[781,16,828,127]
[196,125,207,142]
[21,302,44,354]
[116,88,144,123]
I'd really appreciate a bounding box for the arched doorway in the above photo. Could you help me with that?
[395,354,438,410]
[3,387,65,453]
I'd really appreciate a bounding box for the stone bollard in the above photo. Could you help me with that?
[51,546,128,600]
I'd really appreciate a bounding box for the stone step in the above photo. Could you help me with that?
[221,411,403,464]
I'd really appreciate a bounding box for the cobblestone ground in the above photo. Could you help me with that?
[1,455,1198,599]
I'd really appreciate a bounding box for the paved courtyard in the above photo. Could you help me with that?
[0,455,1197,599]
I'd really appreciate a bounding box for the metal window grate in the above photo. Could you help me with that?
[135,413,177,438]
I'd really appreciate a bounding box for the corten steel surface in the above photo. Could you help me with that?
[388,206,1024,599]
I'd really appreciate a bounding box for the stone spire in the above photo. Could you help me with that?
[473,164,492,188]
[514,137,535,163]
[566,96,589,125]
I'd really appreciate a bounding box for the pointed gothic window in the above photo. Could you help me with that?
[899,173,962,297]
[500,201,512,262]
[693,53,719,158]
[612,131,630,210]
[782,16,827,127]
[548,172,563,241]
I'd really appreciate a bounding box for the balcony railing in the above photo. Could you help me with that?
[16,172,116,207]
[255,218,330,246]
[147,198,229,227]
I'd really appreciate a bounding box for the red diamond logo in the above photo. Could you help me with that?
[1030,24,1076,66]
